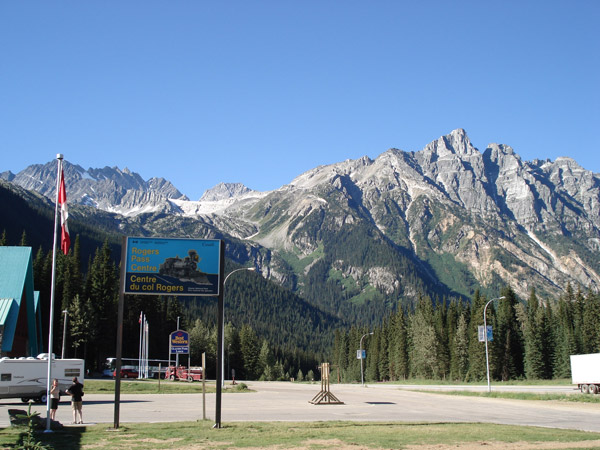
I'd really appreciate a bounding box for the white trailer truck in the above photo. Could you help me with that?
[570,353,600,394]
[0,354,85,403]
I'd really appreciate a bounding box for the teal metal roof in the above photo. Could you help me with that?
[0,298,16,324]
[0,247,31,299]
[0,247,39,354]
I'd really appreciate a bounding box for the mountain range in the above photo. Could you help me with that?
[3,129,599,320]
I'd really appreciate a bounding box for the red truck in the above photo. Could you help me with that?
[165,365,203,381]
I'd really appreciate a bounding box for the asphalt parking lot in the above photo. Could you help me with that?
[1,381,598,432]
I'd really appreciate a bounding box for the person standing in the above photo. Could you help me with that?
[49,378,60,421]
[66,377,84,424]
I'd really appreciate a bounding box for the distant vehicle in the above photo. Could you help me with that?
[103,357,169,379]
[165,366,203,382]
[113,368,139,379]
[0,354,85,403]
[570,353,600,394]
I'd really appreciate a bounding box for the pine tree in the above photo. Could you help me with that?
[69,294,90,359]
[434,301,450,380]
[553,295,577,378]
[409,296,440,378]
[466,290,487,381]
[494,286,524,381]
[365,330,380,382]
[189,319,215,371]
[523,288,546,380]
[389,307,408,381]
[451,312,469,381]
[258,339,274,379]
[239,324,260,379]
[582,291,600,353]
[84,240,118,370]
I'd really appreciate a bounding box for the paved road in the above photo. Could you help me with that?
[1,381,598,432]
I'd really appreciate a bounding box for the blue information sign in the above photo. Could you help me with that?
[124,237,222,296]
[170,330,189,354]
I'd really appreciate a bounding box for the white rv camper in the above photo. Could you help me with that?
[0,354,85,403]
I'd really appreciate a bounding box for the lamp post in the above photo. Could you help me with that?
[360,332,373,387]
[484,296,506,393]
[222,267,255,386]
[61,310,68,359]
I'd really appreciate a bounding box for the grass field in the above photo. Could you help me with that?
[84,379,252,395]
[2,420,600,450]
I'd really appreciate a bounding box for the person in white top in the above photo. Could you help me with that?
[50,378,60,421]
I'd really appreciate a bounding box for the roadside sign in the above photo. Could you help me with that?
[124,237,222,296]
[478,325,493,342]
[170,330,189,354]
[357,350,366,359]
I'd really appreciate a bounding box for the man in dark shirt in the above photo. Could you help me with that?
[66,377,84,424]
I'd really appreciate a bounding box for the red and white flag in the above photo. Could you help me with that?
[58,169,70,254]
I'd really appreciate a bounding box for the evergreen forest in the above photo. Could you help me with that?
[332,286,600,382]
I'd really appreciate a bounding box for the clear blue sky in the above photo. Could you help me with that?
[2,1,598,200]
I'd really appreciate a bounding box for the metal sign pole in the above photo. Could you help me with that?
[214,241,225,428]
[113,236,127,429]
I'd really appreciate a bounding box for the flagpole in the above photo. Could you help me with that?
[45,154,63,432]
[138,312,143,379]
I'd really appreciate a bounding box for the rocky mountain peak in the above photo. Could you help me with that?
[199,182,253,202]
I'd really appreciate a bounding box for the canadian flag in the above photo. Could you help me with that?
[58,169,70,255]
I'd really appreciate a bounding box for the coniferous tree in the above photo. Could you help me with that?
[450,312,469,381]
[69,294,90,359]
[434,301,450,379]
[377,319,391,381]
[239,324,260,379]
[0,230,6,245]
[552,296,576,378]
[365,330,380,382]
[84,240,118,370]
[494,286,524,381]
[582,292,600,353]
[19,230,27,246]
[258,339,274,379]
[189,318,215,372]
[522,288,546,380]
[389,307,408,381]
[409,296,440,378]
[466,290,487,381]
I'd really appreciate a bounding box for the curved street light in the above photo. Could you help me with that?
[360,332,373,387]
[484,296,506,393]
[221,267,255,386]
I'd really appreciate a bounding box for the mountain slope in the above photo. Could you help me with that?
[4,129,600,319]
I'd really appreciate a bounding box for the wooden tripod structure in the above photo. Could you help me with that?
[309,363,344,405]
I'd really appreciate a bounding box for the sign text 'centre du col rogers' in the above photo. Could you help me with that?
[124,237,222,296]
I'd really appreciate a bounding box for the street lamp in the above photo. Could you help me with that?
[222,267,255,386]
[360,332,373,387]
[61,310,68,359]
[484,296,506,393]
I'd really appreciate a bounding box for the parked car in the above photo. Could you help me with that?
[113,368,139,379]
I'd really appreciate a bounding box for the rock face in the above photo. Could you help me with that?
[7,129,600,306]
[9,161,187,216]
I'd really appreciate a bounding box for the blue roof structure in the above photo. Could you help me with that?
[0,247,41,355]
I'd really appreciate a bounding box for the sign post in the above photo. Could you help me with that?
[114,237,223,429]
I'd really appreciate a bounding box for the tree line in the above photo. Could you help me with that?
[331,285,600,382]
